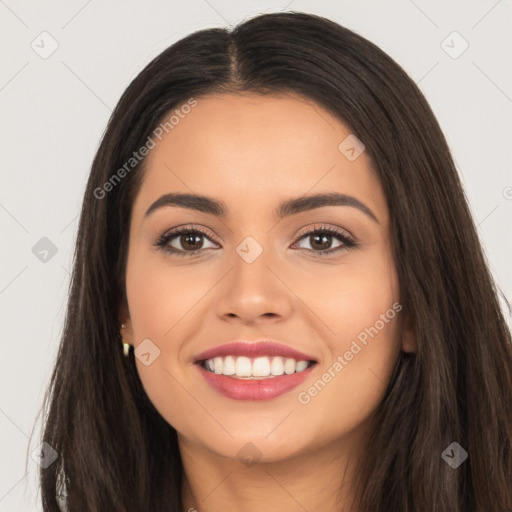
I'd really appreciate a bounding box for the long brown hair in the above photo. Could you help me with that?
[35,11,512,511]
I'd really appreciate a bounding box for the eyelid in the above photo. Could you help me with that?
[290,224,356,254]
[152,224,220,258]
[159,223,354,244]
[161,224,221,244]
[154,222,357,256]
[294,223,354,241]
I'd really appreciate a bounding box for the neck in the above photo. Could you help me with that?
[179,432,364,512]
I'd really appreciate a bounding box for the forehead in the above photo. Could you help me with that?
[133,93,387,223]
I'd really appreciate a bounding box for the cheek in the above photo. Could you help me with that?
[125,250,220,436]
[327,272,400,354]
[291,253,402,434]
[125,249,213,340]
[293,314,401,455]
[289,246,400,354]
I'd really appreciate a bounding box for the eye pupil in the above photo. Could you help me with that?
[181,233,203,250]
[311,233,332,250]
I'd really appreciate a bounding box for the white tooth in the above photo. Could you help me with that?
[206,355,306,378]
[235,356,252,377]
[213,357,223,374]
[295,360,308,373]
[284,358,296,375]
[223,356,236,375]
[270,357,284,376]
[252,357,271,377]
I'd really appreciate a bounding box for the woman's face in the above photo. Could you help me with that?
[122,92,411,463]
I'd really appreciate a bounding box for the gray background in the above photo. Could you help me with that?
[1,1,511,510]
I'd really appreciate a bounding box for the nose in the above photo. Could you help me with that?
[214,242,293,325]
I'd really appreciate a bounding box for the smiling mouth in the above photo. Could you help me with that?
[197,355,317,379]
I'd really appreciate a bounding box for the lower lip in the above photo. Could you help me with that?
[195,363,316,401]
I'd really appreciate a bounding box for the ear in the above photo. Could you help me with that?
[118,301,133,345]
[400,312,417,354]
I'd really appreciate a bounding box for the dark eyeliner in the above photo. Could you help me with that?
[154,224,357,257]
[293,224,357,255]
[153,225,216,257]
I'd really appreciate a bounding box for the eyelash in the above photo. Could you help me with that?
[154,224,357,257]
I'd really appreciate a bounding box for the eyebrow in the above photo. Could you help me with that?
[145,192,379,223]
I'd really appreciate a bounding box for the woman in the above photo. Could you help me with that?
[36,11,512,512]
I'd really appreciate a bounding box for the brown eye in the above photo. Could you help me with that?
[178,232,205,251]
[305,233,338,251]
[292,225,356,255]
[155,227,219,256]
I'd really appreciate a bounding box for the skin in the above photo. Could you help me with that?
[120,92,416,512]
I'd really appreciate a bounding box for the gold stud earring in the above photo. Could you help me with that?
[120,323,130,357]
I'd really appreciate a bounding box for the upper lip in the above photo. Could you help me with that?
[193,341,318,363]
